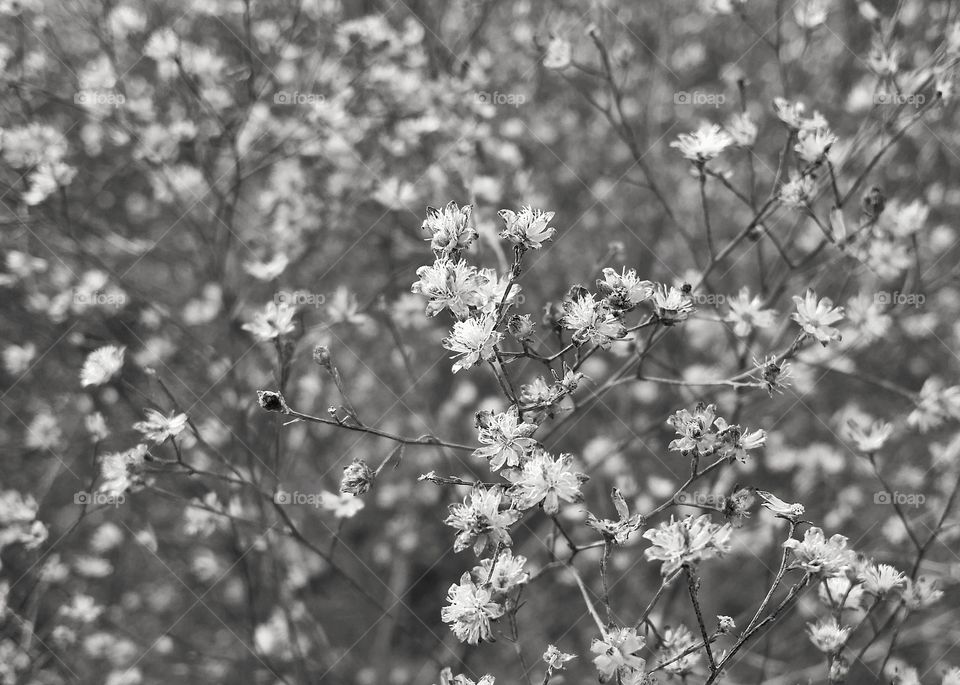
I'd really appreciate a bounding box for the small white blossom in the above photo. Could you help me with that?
[443,314,502,373]
[807,618,850,653]
[643,514,733,575]
[792,289,844,344]
[441,572,504,644]
[80,345,125,387]
[498,206,556,249]
[132,409,188,444]
[242,301,296,342]
[670,123,733,163]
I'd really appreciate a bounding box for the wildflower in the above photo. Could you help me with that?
[773,98,808,129]
[717,615,736,633]
[668,403,718,456]
[783,527,855,576]
[422,202,476,256]
[586,488,644,545]
[757,490,805,521]
[99,444,148,496]
[591,626,647,682]
[445,486,521,555]
[543,644,576,672]
[85,412,109,442]
[475,267,521,314]
[441,572,504,644]
[562,293,626,347]
[859,563,906,596]
[903,576,943,609]
[80,345,125,387]
[443,314,502,373]
[725,287,776,337]
[713,418,766,462]
[597,267,654,311]
[132,409,188,444]
[510,452,587,515]
[412,258,486,319]
[844,418,894,453]
[507,313,536,341]
[807,618,850,653]
[242,301,296,342]
[779,172,815,207]
[657,624,700,676]
[670,123,733,163]
[339,459,375,496]
[542,37,572,70]
[642,514,733,575]
[727,111,758,146]
[942,667,960,685]
[471,549,529,594]
[653,285,694,325]
[3,343,36,375]
[256,390,289,413]
[795,127,837,164]
[794,0,830,28]
[753,354,792,395]
[435,669,496,685]
[473,408,539,472]
[907,378,960,432]
[498,206,556,249]
[792,290,844,345]
[319,491,364,518]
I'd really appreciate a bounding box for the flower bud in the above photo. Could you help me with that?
[340,459,375,496]
[507,314,535,341]
[313,345,332,369]
[257,390,289,413]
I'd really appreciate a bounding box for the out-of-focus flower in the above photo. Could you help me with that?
[133,409,188,444]
[844,417,893,453]
[907,378,960,432]
[442,314,501,373]
[657,624,700,676]
[591,626,647,683]
[670,123,733,163]
[441,572,504,644]
[794,0,830,28]
[242,301,296,341]
[643,514,733,575]
[903,576,943,609]
[795,127,837,164]
[807,618,850,653]
[80,346,125,387]
[725,286,776,336]
[792,290,844,344]
[779,172,815,207]
[99,445,148,496]
[319,491,364,518]
[727,111,758,146]
[542,37,572,69]
[243,254,289,281]
[783,527,855,576]
[510,452,587,515]
[498,206,556,249]
[445,486,520,555]
[819,576,864,611]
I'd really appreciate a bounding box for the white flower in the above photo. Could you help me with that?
[242,254,289,281]
[657,624,700,675]
[510,452,586,515]
[80,345,125,387]
[792,290,844,344]
[903,576,943,609]
[795,127,838,164]
[942,667,960,685]
[783,527,855,576]
[670,123,733,162]
[858,563,906,596]
[132,409,188,444]
[591,627,646,682]
[597,267,654,310]
[844,417,893,453]
[442,314,501,373]
[242,301,296,341]
[498,206,556,249]
[725,286,776,336]
[907,378,960,432]
[819,576,864,611]
[727,111,758,146]
[422,202,476,255]
[543,644,576,672]
[542,37,572,70]
[435,669,495,685]
[807,618,850,652]
[643,515,733,575]
[653,285,694,325]
[441,572,504,644]
[562,292,626,346]
[757,490,805,520]
[3,343,36,375]
[319,491,364,518]
[471,549,529,594]
[99,444,148,496]
[473,408,539,472]
[445,486,521,555]
[412,258,486,318]
[794,0,830,29]
[779,172,815,207]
